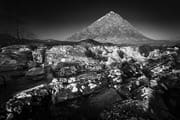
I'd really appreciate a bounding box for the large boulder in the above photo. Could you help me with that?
[0,54,26,72]
[0,45,33,72]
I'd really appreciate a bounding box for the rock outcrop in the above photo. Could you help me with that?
[1,43,180,120]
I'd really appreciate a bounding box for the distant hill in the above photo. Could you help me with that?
[0,33,179,49]
[66,11,154,44]
[0,34,63,48]
[0,33,18,47]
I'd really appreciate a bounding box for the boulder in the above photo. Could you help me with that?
[25,67,45,81]
[53,62,82,77]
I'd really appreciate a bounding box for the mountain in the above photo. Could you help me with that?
[66,11,154,44]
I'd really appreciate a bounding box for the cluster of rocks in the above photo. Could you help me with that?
[0,45,32,72]
[0,45,46,85]
[0,44,180,120]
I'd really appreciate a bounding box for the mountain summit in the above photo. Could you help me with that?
[66,11,153,44]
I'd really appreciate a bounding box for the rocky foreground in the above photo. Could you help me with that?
[0,42,180,120]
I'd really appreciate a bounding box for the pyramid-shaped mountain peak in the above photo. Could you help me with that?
[103,11,122,18]
[95,11,124,25]
[109,11,116,14]
[67,11,153,44]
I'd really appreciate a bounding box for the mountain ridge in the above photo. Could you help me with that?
[66,11,153,44]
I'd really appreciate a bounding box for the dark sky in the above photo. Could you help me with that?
[0,0,180,40]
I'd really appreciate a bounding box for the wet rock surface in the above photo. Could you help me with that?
[1,44,180,120]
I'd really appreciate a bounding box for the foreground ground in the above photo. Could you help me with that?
[1,42,180,120]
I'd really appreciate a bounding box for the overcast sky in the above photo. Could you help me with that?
[0,0,180,40]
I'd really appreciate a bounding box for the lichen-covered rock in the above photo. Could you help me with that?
[51,72,106,103]
[53,62,82,77]
[99,86,175,120]
[45,45,87,65]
